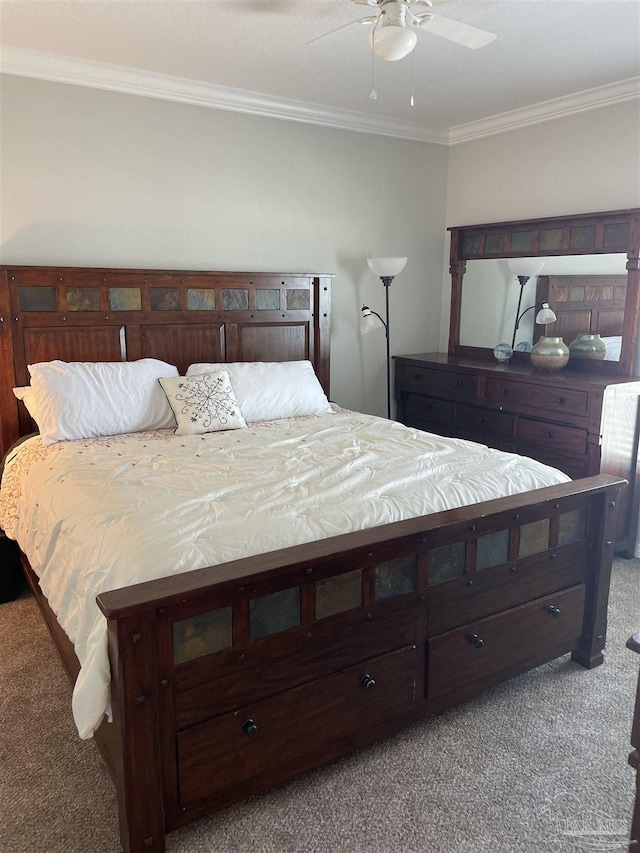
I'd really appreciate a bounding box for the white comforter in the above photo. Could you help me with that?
[0,409,570,738]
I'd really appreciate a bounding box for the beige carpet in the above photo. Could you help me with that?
[1,558,638,853]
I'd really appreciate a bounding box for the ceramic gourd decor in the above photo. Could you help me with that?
[569,333,607,360]
[529,336,570,371]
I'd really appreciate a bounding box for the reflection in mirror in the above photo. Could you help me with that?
[459,253,627,358]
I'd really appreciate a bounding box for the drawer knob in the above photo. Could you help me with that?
[241,718,258,737]
[545,431,553,439]
[547,605,561,618]
[414,373,424,380]
[501,388,510,395]
[361,674,376,690]
[470,634,484,649]
[556,396,566,404]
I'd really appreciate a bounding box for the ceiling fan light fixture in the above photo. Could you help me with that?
[373,24,418,60]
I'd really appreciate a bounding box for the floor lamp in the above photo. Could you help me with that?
[507,258,545,348]
[361,256,407,419]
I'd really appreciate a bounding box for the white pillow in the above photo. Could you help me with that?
[159,372,246,436]
[13,386,39,421]
[601,336,622,361]
[27,358,179,444]
[186,360,332,423]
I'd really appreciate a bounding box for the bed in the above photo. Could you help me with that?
[0,265,624,853]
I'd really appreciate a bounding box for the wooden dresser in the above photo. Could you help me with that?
[394,353,640,556]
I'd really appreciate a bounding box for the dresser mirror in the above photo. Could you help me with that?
[459,253,627,359]
[448,208,640,377]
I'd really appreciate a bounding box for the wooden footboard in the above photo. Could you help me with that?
[49,473,621,853]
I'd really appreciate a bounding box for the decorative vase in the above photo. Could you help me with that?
[493,342,513,362]
[529,336,570,371]
[568,333,607,360]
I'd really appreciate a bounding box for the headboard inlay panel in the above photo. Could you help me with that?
[0,266,333,457]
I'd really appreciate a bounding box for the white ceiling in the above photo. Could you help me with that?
[1,0,639,143]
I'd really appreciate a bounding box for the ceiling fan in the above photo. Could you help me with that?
[309,0,496,62]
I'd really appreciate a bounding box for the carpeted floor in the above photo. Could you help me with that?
[1,558,638,853]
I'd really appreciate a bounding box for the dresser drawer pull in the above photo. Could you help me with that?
[547,606,561,618]
[424,404,432,410]
[545,431,553,439]
[479,416,486,423]
[470,634,484,649]
[501,388,510,395]
[555,396,566,404]
[414,373,424,380]
[241,718,258,737]
[361,674,376,690]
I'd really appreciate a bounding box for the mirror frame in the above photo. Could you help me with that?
[448,208,640,377]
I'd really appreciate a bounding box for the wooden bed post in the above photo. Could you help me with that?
[571,482,622,669]
[107,611,166,853]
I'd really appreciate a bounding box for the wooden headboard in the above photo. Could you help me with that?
[535,274,627,344]
[0,266,333,457]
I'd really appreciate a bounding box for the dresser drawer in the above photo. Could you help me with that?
[404,395,454,427]
[517,417,587,457]
[427,585,585,701]
[485,378,588,418]
[456,403,514,439]
[516,445,589,479]
[177,645,417,804]
[401,366,477,400]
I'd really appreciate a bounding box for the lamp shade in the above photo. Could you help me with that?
[535,302,557,324]
[360,305,385,334]
[367,257,407,277]
[372,26,417,61]
[507,258,545,279]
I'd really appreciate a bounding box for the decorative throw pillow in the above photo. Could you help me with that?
[159,372,247,436]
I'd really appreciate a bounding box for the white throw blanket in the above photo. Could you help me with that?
[0,409,569,738]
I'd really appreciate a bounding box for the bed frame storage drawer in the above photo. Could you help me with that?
[174,607,417,728]
[176,645,417,805]
[426,585,585,703]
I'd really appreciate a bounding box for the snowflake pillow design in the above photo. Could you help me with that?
[159,372,247,436]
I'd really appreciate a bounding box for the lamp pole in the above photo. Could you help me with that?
[382,275,393,420]
[511,275,530,349]
[364,257,407,421]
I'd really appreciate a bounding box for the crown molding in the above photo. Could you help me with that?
[448,77,640,144]
[0,46,449,145]
[2,46,638,147]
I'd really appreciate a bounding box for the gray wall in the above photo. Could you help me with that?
[0,75,449,416]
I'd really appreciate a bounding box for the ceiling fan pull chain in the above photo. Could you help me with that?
[410,49,415,106]
[370,18,378,100]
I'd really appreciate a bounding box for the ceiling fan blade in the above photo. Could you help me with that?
[307,15,377,46]
[416,13,496,49]
[351,0,379,6]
